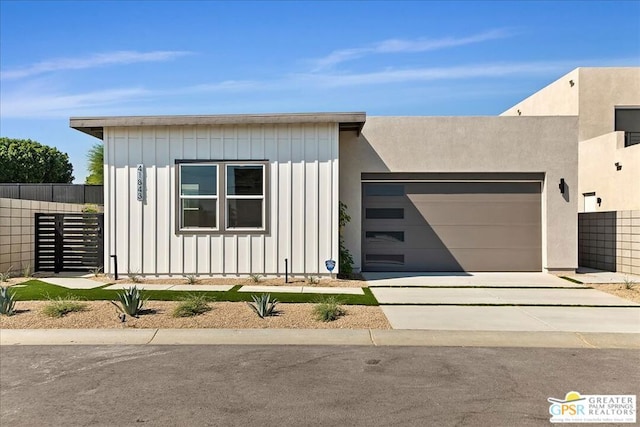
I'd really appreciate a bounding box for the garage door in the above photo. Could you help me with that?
[362,179,542,272]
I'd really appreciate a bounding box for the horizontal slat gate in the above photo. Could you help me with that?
[35,213,104,272]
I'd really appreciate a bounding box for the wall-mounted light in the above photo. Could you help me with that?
[569,80,575,87]
[559,178,566,194]
[517,109,522,116]
[615,162,622,171]
[597,197,602,206]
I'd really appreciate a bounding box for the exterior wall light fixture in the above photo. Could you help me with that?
[597,197,602,206]
[615,162,622,171]
[559,178,566,194]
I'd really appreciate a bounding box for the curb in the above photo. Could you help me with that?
[1,329,639,349]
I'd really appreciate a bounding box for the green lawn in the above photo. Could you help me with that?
[6,280,379,306]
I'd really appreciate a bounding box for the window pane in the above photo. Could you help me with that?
[366,208,404,219]
[182,199,217,228]
[227,166,263,195]
[228,199,263,228]
[181,165,217,196]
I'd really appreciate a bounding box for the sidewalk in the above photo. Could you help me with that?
[1,328,638,349]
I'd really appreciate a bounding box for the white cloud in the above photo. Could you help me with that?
[1,50,193,80]
[298,61,570,87]
[1,86,151,117]
[311,29,513,70]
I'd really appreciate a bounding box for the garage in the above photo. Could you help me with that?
[362,174,542,272]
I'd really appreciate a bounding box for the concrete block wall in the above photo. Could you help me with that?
[617,210,640,275]
[0,198,85,274]
[578,210,640,275]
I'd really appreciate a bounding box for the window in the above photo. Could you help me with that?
[177,161,267,232]
[615,108,640,147]
[179,164,218,229]
[226,165,265,229]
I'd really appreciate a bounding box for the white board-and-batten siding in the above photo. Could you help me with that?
[103,124,339,276]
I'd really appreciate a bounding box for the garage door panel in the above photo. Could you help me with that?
[362,180,542,272]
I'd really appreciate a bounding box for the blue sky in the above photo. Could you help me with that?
[1,1,639,182]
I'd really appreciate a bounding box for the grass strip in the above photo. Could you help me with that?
[10,280,379,306]
[559,276,584,284]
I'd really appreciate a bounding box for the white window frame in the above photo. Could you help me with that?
[225,164,266,231]
[178,163,219,231]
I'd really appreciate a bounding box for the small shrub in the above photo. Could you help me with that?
[307,276,320,285]
[173,294,212,317]
[247,294,278,318]
[42,297,88,318]
[111,286,146,317]
[0,266,13,282]
[314,297,345,322]
[623,276,637,290]
[185,274,198,285]
[0,286,16,316]
[90,266,103,277]
[248,274,263,283]
[21,263,32,278]
[127,270,142,283]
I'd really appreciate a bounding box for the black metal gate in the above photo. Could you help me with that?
[35,213,104,272]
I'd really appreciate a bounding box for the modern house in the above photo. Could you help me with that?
[502,67,639,275]
[71,110,578,276]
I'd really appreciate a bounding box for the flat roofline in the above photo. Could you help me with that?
[70,112,367,139]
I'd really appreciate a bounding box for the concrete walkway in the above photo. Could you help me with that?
[37,276,105,289]
[1,328,638,349]
[363,272,579,287]
[564,268,640,284]
[371,287,639,306]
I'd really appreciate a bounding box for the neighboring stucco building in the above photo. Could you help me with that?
[502,67,640,275]
[501,67,640,213]
[71,112,578,276]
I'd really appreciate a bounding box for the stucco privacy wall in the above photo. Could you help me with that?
[103,124,339,276]
[339,116,579,272]
[0,198,84,273]
[579,133,640,212]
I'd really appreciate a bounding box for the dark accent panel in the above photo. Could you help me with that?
[36,213,104,272]
[578,211,617,272]
[362,172,545,182]
[364,184,405,196]
[366,208,404,219]
[366,231,405,243]
[365,254,405,265]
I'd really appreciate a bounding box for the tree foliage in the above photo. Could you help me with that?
[85,143,104,185]
[0,137,74,183]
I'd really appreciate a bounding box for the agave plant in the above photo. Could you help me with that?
[0,286,16,316]
[110,286,146,317]
[247,293,278,318]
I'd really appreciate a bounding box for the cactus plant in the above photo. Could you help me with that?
[0,286,16,316]
[247,293,278,318]
[111,286,146,317]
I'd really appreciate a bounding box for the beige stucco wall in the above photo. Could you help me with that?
[579,132,640,212]
[501,68,580,118]
[0,198,86,274]
[339,116,579,272]
[502,67,640,141]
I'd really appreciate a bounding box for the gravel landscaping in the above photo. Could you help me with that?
[0,301,391,330]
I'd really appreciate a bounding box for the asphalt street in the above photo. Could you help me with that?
[1,345,638,426]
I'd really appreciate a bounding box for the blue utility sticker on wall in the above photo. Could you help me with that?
[325,259,336,272]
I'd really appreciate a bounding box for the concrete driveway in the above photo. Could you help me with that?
[365,272,640,333]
